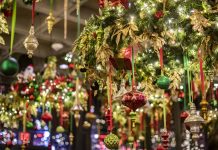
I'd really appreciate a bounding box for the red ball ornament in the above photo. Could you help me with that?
[29,95,35,101]
[41,111,53,122]
[6,141,12,147]
[121,86,147,111]
[155,11,164,19]
[68,63,74,69]
[178,91,185,99]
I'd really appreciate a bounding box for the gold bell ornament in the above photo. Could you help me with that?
[46,12,55,34]
[23,26,39,58]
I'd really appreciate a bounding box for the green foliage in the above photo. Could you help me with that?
[73,0,218,90]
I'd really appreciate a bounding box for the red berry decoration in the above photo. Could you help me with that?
[155,10,164,19]
[121,86,147,111]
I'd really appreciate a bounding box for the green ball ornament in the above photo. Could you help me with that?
[36,96,41,102]
[104,133,119,150]
[26,121,34,129]
[67,92,72,96]
[157,75,170,90]
[34,84,39,89]
[68,83,74,88]
[0,57,19,76]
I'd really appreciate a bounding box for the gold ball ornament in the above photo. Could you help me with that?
[85,112,96,122]
[104,133,119,150]
[23,26,39,58]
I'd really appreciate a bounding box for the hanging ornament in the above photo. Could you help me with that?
[56,126,65,133]
[0,57,19,76]
[23,0,38,58]
[122,86,147,111]
[46,0,55,34]
[41,111,53,122]
[85,112,96,122]
[46,12,55,34]
[184,103,204,141]
[198,49,208,120]
[5,0,17,73]
[23,26,38,58]
[71,103,83,127]
[157,76,171,90]
[69,132,74,145]
[161,129,169,149]
[104,133,119,150]
[26,121,34,129]
[157,47,170,90]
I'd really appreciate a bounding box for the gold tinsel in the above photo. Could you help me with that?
[190,10,211,33]
[0,14,9,45]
